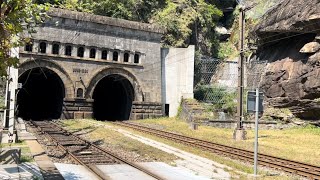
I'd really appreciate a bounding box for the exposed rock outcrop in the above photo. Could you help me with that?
[254,0,320,34]
[252,0,320,120]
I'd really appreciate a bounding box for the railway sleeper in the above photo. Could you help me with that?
[76,154,107,159]
[81,159,118,164]
[60,142,87,146]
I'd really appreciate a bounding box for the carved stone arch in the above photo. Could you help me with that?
[86,67,143,101]
[19,59,75,98]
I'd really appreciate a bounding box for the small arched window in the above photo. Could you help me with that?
[39,42,47,53]
[77,46,84,57]
[52,43,60,54]
[113,51,118,61]
[76,88,84,98]
[134,54,140,64]
[65,45,72,56]
[90,48,96,59]
[25,43,33,52]
[101,50,108,60]
[124,52,129,62]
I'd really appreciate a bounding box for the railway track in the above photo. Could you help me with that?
[30,121,164,180]
[114,121,320,179]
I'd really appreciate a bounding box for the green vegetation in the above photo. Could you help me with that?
[217,41,238,60]
[152,0,222,56]
[219,0,281,60]
[194,86,237,115]
[0,0,48,76]
[36,0,229,57]
[20,154,34,163]
[262,107,295,122]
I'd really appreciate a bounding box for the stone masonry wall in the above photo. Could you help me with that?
[62,98,93,119]
[130,102,163,120]
[18,8,164,120]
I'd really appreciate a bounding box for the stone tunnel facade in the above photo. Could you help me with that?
[18,8,164,120]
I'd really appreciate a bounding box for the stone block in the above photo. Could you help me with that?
[135,114,143,120]
[79,107,93,111]
[154,114,163,118]
[145,109,153,113]
[130,114,137,120]
[64,102,74,106]
[74,112,84,119]
[83,112,93,119]
[132,109,144,113]
[61,111,74,119]
[63,106,79,111]
[143,114,149,119]
[154,110,162,114]
[74,102,91,107]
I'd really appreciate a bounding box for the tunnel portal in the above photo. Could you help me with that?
[17,68,65,120]
[93,74,134,121]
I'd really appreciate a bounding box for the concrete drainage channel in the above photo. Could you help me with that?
[78,119,231,179]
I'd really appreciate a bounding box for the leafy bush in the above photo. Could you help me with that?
[194,85,225,103]
[194,85,237,115]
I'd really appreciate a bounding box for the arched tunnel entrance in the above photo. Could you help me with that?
[17,68,65,120]
[93,74,134,121]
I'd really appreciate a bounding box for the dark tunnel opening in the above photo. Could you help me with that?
[17,68,65,120]
[93,74,134,121]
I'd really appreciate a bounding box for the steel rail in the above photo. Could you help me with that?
[30,121,165,180]
[30,121,107,180]
[114,121,320,179]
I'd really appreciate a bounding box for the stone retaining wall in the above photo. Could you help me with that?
[130,102,163,120]
[202,120,278,130]
[179,99,279,129]
[62,98,93,119]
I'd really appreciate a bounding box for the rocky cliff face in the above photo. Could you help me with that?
[253,0,320,120]
[257,33,320,119]
[254,0,320,34]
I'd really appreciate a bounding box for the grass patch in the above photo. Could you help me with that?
[133,118,320,166]
[20,154,33,163]
[0,140,27,148]
[78,119,294,179]
[60,120,179,164]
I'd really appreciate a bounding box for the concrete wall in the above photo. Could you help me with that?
[161,46,195,117]
[215,60,238,88]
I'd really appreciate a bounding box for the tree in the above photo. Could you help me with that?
[0,0,48,75]
[35,0,224,56]
[152,0,222,56]
[77,0,166,22]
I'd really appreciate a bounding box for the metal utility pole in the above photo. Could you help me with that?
[254,88,259,176]
[234,6,246,140]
